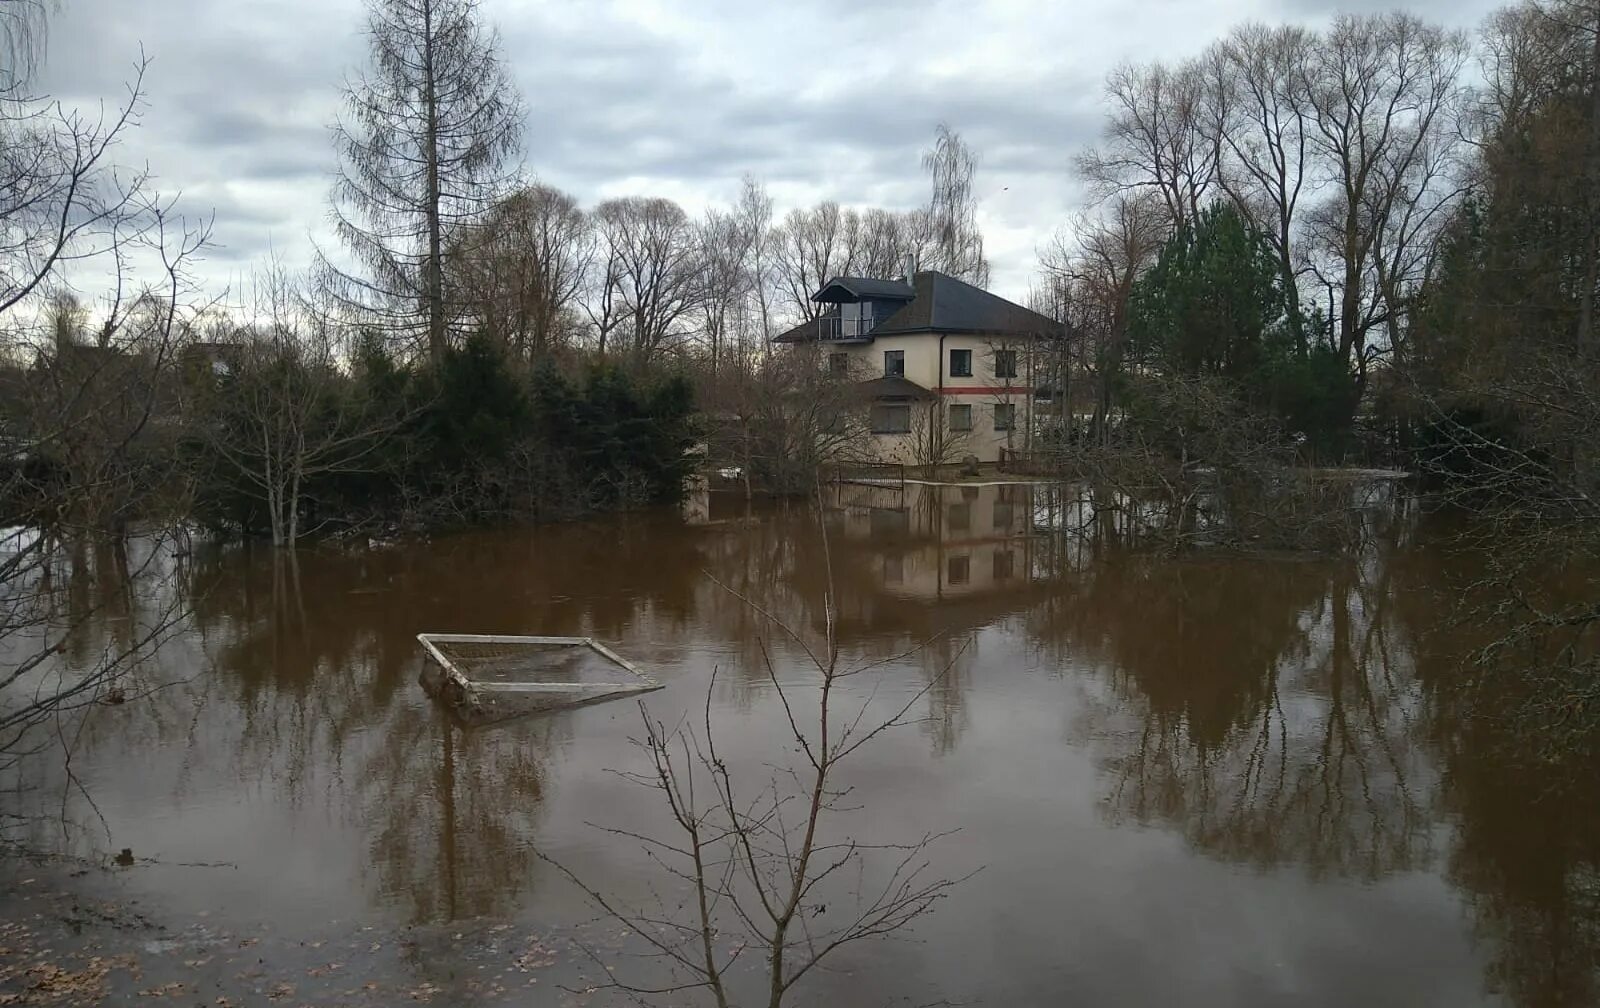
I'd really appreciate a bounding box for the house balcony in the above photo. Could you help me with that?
[817,315,874,341]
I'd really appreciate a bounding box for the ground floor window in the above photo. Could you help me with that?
[947,554,971,585]
[870,402,911,434]
[993,402,1015,431]
[829,352,849,375]
[948,403,973,431]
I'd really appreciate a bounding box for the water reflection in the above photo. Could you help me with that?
[5,486,1598,1005]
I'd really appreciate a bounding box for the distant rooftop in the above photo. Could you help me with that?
[775,270,1060,343]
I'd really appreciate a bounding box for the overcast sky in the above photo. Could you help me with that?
[39,0,1505,305]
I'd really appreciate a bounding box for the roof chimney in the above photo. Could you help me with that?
[901,254,915,285]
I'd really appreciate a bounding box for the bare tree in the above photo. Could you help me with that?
[1201,23,1317,352]
[189,267,396,547]
[0,6,213,758]
[1304,13,1468,375]
[0,55,158,318]
[769,202,858,323]
[697,202,761,376]
[735,175,776,350]
[591,196,705,360]
[1037,194,1167,443]
[898,399,972,476]
[1078,60,1217,235]
[325,0,522,364]
[0,0,50,95]
[449,183,591,358]
[544,515,972,1007]
[921,123,990,285]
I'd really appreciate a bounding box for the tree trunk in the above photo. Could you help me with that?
[422,0,446,365]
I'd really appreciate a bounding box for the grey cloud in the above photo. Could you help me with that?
[37,0,1502,303]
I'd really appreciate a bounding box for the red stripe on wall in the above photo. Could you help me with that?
[937,386,1031,396]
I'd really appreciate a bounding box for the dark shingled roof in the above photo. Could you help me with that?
[813,276,916,302]
[772,271,1060,344]
[875,271,1060,335]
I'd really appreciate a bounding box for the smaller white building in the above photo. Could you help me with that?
[773,271,1061,465]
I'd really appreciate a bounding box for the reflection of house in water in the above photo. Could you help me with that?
[830,481,1045,601]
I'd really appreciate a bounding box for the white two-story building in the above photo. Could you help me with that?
[773,270,1061,465]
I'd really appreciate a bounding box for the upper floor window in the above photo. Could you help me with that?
[949,348,973,377]
[884,349,904,377]
[994,349,1017,379]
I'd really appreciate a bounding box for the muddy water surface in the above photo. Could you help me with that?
[5,482,1597,1006]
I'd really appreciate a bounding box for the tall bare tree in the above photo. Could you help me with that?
[921,123,990,285]
[1079,61,1217,235]
[449,183,590,358]
[769,202,858,323]
[1305,13,1468,375]
[1201,23,1317,351]
[591,196,704,360]
[697,206,760,376]
[1037,194,1167,442]
[326,0,522,364]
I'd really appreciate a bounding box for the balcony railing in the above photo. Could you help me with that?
[817,314,873,340]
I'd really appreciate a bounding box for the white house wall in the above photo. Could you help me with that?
[836,334,1033,464]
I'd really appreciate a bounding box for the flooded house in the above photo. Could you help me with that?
[772,269,1061,465]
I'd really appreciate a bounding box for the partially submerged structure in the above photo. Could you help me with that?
[417,633,662,724]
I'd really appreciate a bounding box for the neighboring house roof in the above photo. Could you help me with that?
[774,271,1060,343]
[813,276,917,302]
[856,376,935,401]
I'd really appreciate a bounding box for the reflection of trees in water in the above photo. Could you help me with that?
[40,518,712,922]
[181,543,557,921]
[1396,536,1600,1008]
[1040,543,1434,880]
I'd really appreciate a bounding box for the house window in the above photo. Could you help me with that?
[947,554,971,586]
[948,403,972,431]
[993,403,1016,431]
[848,300,875,336]
[883,349,904,378]
[829,352,849,376]
[994,349,1017,379]
[948,502,971,532]
[993,549,1015,581]
[949,348,973,377]
[870,403,911,434]
[993,501,1014,531]
[883,554,904,584]
[870,507,909,537]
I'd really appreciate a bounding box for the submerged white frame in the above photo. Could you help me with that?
[416,633,663,706]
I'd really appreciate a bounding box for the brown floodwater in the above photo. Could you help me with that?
[5,480,1599,1006]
